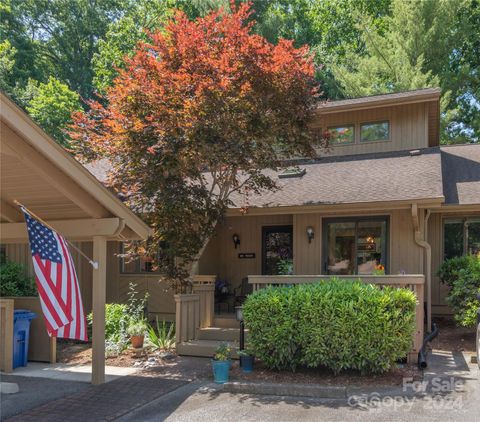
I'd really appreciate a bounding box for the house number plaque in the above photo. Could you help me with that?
[238,253,255,259]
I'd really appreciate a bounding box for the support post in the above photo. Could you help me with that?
[91,236,107,385]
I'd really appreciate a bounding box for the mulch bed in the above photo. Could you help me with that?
[229,361,421,387]
[56,340,164,367]
[430,316,476,353]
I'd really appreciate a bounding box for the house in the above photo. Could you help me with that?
[0,93,151,383]
[2,88,479,361]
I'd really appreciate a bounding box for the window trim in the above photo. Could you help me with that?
[359,120,390,143]
[327,124,356,145]
[322,216,390,275]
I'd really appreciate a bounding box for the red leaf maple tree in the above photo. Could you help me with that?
[70,2,321,292]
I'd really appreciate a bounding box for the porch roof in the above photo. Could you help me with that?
[229,148,445,209]
[0,92,151,241]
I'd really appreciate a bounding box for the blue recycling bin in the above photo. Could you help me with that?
[13,309,37,369]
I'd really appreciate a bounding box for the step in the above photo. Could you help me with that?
[213,315,239,329]
[177,340,239,358]
[198,327,249,342]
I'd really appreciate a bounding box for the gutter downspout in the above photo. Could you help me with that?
[411,203,432,330]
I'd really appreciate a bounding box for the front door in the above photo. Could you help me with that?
[262,225,293,275]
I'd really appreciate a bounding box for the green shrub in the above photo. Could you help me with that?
[87,303,129,343]
[438,255,480,328]
[0,259,37,297]
[243,279,417,374]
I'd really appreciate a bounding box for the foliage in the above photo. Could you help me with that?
[87,303,129,343]
[0,39,17,95]
[126,320,149,336]
[70,3,320,293]
[25,77,81,146]
[126,282,149,323]
[372,264,385,275]
[277,258,293,275]
[1,0,128,99]
[438,255,480,328]
[1,0,479,144]
[213,342,232,361]
[0,258,37,297]
[242,280,416,374]
[93,0,176,93]
[330,0,479,143]
[146,317,175,351]
[87,282,148,353]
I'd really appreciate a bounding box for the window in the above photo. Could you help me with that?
[323,217,388,275]
[327,125,355,145]
[360,121,389,142]
[120,243,160,274]
[443,218,480,259]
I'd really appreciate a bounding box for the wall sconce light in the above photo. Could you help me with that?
[233,233,240,249]
[306,226,314,243]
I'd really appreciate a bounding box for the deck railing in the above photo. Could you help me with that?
[248,274,425,363]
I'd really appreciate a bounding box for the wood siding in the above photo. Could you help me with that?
[312,103,429,157]
[3,240,176,321]
[199,209,424,289]
[199,214,293,287]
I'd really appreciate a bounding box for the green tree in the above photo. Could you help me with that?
[26,77,81,146]
[330,0,479,143]
[70,4,321,292]
[0,40,16,95]
[2,0,127,99]
[93,0,176,93]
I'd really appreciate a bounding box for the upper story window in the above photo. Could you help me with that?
[360,121,390,142]
[328,125,355,145]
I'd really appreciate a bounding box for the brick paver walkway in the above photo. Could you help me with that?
[6,376,188,422]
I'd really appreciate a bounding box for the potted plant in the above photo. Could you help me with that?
[211,342,232,384]
[127,320,148,349]
[238,349,255,373]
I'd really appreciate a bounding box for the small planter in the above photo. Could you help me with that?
[240,355,254,373]
[130,335,145,349]
[211,359,231,384]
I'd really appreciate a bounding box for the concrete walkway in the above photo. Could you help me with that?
[3,362,138,383]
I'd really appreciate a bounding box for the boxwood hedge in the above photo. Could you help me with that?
[242,279,416,374]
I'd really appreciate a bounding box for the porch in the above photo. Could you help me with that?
[175,274,425,364]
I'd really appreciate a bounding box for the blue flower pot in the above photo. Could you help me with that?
[211,359,231,384]
[240,355,254,373]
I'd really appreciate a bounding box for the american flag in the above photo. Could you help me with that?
[23,209,88,341]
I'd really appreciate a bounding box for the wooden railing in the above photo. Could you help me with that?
[248,274,425,363]
[175,275,216,345]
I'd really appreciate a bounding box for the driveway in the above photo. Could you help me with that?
[119,351,480,422]
[3,351,478,421]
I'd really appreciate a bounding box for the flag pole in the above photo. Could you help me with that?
[13,200,99,269]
